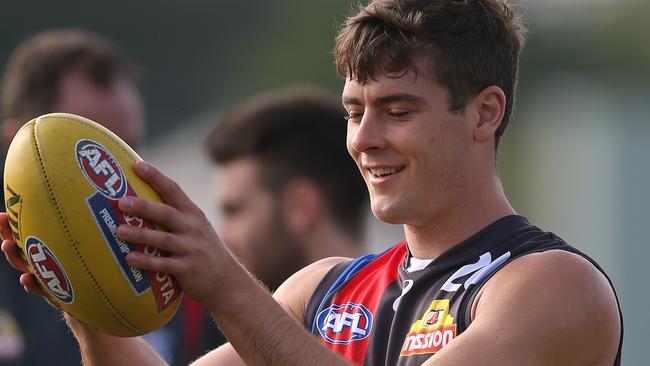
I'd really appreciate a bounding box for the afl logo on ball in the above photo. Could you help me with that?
[76,139,127,199]
[25,237,74,304]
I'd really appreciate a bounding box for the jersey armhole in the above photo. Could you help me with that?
[457,250,553,331]
[303,252,382,334]
[303,259,353,329]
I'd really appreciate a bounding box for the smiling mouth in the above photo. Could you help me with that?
[368,166,405,178]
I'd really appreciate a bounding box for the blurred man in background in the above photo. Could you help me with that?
[0,29,144,152]
[0,28,145,365]
[207,86,368,291]
[181,85,369,362]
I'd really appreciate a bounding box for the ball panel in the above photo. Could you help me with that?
[4,121,129,334]
[4,113,182,336]
[34,115,149,335]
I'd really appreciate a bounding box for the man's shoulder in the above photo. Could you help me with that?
[302,257,353,274]
[485,249,617,302]
[273,257,352,321]
[479,250,620,322]
[473,250,621,364]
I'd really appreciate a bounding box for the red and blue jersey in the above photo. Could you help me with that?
[304,215,623,366]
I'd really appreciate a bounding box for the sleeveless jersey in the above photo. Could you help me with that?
[304,215,623,365]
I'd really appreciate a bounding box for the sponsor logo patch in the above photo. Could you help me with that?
[76,139,128,199]
[77,138,180,312]
[317,303,373,344]
[25,237,73,304]
[87,191,181,312]
[400,299,456,357]
[5,185,21,242]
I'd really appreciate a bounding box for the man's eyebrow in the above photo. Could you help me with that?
[342,96,362,105]
[375,93,425,105]
[342,94,425,106]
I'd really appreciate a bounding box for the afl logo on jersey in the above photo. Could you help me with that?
[317,303,373,344]
[25,237,74,304]
[76,139,127,199]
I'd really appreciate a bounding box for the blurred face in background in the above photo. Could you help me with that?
[54,69,145,148]
[215,157,306,291]
[2,69,144,150]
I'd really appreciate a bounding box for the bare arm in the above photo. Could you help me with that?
[0,158,351,366]
[116,161,352,365]
[423,250,621,366]
[190,256,349,366]
[71,316,168,366]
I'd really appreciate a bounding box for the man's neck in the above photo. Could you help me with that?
[404,177,515,260]
[306,220,364,264]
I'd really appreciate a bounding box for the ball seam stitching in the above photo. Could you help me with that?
[33,117,144,334]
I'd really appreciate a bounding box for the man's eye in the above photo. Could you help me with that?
[388,110,411,118]
[344,111,363,121]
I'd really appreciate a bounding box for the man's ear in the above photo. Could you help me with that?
[472,86,506,143]
[2,118,25,148]
[281,178,323,236]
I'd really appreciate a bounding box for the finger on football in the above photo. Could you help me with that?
[0,213,15,241]
[125,250,181,275]
[132,161,195,211]
[20,272,46,297]
[20,273,60,309]
[117,196,184,232]
[1,239,29,273]
[116,224,182,254]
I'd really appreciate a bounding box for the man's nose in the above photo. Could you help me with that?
[348,111,387,153]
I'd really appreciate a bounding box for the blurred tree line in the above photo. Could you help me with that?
[0,0,352,139]
[522,1,650,91]
[1,0,647,139]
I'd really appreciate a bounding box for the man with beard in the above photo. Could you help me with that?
[178,85,368,360]
[207,86,368,292]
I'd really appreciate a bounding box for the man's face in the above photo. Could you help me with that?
[54,70,144,148]
[343,54,477,226]
[214,157,305,290]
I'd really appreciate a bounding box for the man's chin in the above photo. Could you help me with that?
[371,199,408,225]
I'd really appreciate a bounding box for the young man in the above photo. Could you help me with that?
[1,1,622,365]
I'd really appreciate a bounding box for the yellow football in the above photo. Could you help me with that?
[3,113,182,336]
